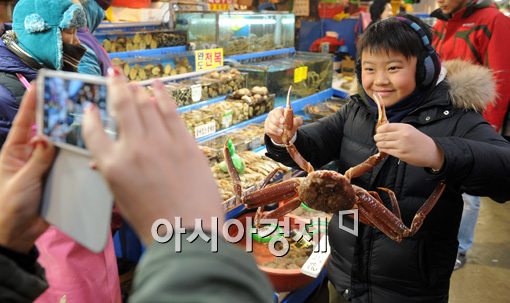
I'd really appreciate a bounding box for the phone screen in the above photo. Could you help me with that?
[42,75,114,150]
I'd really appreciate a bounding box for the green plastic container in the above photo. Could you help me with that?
[251,224,284,243]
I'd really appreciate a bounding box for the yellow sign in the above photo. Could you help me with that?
[209,3,230,10]
[294,66,308,83]
[195,48,224,71]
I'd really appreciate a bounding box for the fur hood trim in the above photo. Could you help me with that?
[444,59,496,112]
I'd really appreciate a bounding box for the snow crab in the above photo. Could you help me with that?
[224,87,445,242]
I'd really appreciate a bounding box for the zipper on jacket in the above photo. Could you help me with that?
[367,227,374,301]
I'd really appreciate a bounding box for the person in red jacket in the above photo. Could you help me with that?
[432,0,510,132]
[431,0,510,270]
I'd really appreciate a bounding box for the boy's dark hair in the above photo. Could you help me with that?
[357,13,433,60]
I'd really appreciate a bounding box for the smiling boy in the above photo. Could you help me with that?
[264,14,510,302]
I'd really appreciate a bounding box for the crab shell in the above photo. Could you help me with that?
[298,170,356,213]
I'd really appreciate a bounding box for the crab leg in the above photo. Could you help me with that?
[350,205,373,226]
[343,93,388,181]
[406,182,446,236]
[373,92,388,127]
[255,198,302,226]
[355,188,407,242]
[376,188,402,221]
[281,86,294,144]
[344,152,387,181]
[243,179,302,208]
[356,182,446,242]
[286,144,314,173]
[358,205,402,241]
[223,141,243,204]
[259,167,289,189]
[282,86,315,174]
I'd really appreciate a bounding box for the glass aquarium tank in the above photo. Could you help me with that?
[175,11,217,50]
[237,57,294,98]
[175,11,295,55]
[236,51,333,99]
[292,52,334,98]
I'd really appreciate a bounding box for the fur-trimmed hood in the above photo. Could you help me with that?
[443,59,496,112]
[352,59,496,112]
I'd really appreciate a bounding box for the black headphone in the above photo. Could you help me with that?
[356,16,441,89]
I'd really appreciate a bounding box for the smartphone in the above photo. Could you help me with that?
[36,69,114,252]
[37,69,116,156]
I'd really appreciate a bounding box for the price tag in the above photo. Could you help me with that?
[247,137,262,150]
[293,67,301,83]
[223,196,237,212]
[293,0,310,16]
[191,84,202,103]
[294,66,308,83]
[194,121,216,138]
[300,235,330,278]
[221,110,233,128]
[300,66,308,82]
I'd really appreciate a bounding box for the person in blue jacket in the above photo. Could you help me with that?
[0,0,87,148]
[77,0,112,76]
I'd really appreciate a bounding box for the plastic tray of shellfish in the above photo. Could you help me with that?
[149,69,248,107]
[198,123,266,165]
[96,29,188,53]
[111,52,195,82]
[180,86,274,139]
[225,87,274,118]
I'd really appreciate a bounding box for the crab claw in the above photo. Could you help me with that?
[373,92,388,128]
[281,85,294,144]
[280,85,315,174]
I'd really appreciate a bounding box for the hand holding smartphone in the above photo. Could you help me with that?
[36,69,115,252]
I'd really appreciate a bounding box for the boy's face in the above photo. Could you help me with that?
[361,49,417,107]
[436,0,469,15]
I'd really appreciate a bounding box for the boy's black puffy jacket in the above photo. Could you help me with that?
[265,60,510,303]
